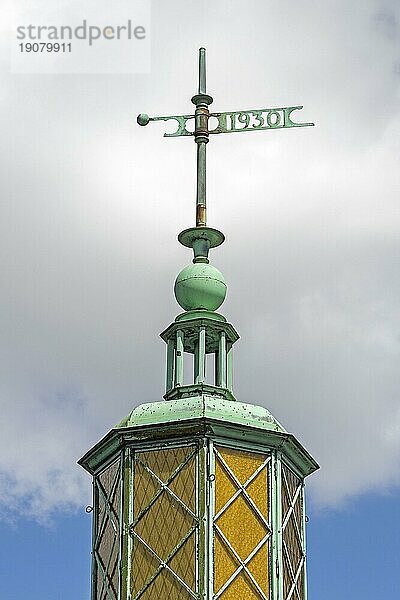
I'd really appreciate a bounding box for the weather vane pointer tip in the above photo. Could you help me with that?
[137,113,150,126]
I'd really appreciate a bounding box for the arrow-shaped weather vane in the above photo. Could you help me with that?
[137,48,314,228]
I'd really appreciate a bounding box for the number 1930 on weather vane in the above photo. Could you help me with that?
[137,48,314,228]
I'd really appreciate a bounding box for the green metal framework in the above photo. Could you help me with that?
[85,429,311,600]
[161,316,238,401]
[92,456,123,600]
[129,443,200,599]
[281,463,306,600]
[212,445,272,599]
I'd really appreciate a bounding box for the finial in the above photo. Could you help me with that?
[136,49,314,263]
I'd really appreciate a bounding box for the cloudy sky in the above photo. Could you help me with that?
[1,0,399,598]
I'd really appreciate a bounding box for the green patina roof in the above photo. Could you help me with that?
[116,393,286,433]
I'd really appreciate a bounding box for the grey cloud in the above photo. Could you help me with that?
[0,0,399,519]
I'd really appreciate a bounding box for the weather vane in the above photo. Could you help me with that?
[137,47,314,230]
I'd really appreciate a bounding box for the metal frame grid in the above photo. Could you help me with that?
[212,442,272,600]
[121,449,132,600]
[280,460,305,600]
[206,439,215,600]
[128,442,201,599]
[92,454,123,600]
[301,486,307,600]
[88,438,309,600]
[198,438,212,600]
[271,452,281,600]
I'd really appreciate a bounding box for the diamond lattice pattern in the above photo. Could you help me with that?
[213,446,271,599]
[94,458,121,600]
[130,446,198,600]
[282,464,305,600]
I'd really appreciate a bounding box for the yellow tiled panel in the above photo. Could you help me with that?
[133,461,160,518]
[215,458,237,514]
[214,533,238,593]
[96,460,121,599]
[217,495,267,560]
[140,447,191,483]
[134,490,193,561]
[247,469,268,515]
[168,531,196,591]
[131,538,159,596]
[219,572,260,600]
[247,542,269,595]
[131,447,197,598]
[139,569,193,600]
[282,464,304,600]
[131,530,196,597]
[219,447,265,485]
[214,447,270,599]
[168,456,196,512]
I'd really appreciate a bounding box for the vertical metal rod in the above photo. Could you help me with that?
[198,327,206,383]
[227,345,233,392]
[196,142,207,226]
[175,330,184,386]
[124,450,134,600]
[91,479,98,600]
[195,447,200,595]
[302,486,308,600]
[118,451,125,600]
[194,341,199,384]
[271,453,279,600]
[199,47,206,94]
[166,339,175,392]
[207,439,215,599]
[198,440,207,599]
[276,455,284,600]
[218,331,227,387]
[194,47,209,227]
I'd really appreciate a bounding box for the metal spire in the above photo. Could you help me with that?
[192,47,213,227]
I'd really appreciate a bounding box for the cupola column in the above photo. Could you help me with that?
[175,329,184,386]
[166,339,174,391]
[195,326,206,383]
[216,331,227,387]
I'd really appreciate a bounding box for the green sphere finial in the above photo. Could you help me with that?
[174,263,227,311]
